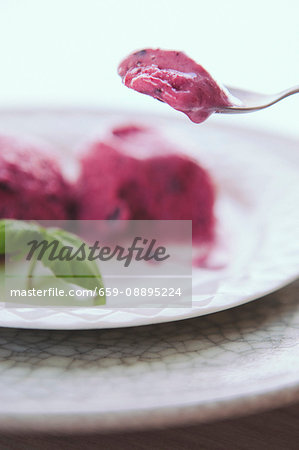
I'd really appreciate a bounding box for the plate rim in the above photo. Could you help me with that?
[1,273,299,330]
[0,373,298,433]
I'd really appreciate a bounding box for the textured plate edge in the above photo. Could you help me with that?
[0,379,298,433]
[1,274,298,330]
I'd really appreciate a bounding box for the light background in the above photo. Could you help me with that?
[0,0,298,137]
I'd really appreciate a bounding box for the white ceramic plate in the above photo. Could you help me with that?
[0,281,299,432]
[0,108,298,329]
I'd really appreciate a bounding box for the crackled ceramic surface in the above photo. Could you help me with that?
[0,280,298,432]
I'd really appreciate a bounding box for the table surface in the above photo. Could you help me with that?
[0,402,299,450]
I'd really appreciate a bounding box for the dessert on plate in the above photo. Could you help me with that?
[77,124,215,243]
[0,135,70,220]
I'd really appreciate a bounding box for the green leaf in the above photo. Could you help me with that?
[0,219,105,305]
[0,220,5,254]
[41,227,105,302]
[0,219,42,258]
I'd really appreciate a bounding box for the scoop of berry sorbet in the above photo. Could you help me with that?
[77,138,142,221]
[77,125,215,243]
[118,49,233,123]
[0,135,71,220]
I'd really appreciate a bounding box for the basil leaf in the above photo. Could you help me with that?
[0,220,105,304]
[0,219,42,259]
[0,220,5,254]
[42,227,105,302]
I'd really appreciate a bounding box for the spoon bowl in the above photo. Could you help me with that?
[217,85,299,114]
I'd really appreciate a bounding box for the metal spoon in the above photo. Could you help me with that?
[217,85,299,114]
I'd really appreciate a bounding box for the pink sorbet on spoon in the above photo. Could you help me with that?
[118,49,233,124]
